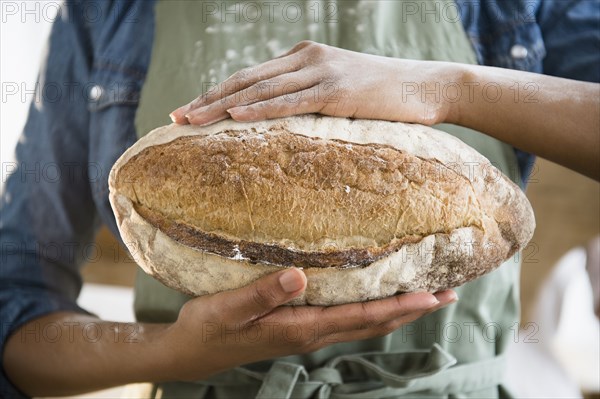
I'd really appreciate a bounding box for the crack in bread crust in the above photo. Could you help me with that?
[135,203,424,268]
[116,129,484,256]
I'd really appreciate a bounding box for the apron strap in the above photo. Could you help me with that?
[256,362,308,399]
[152,344,506,399]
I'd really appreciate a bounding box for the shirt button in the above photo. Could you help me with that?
[510,45,528,60]
[89,85,103,101]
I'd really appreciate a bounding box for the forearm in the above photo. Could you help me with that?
[452,64,600,180]
[3,312,174,397]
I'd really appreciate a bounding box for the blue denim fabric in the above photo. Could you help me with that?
[1,1,598,397]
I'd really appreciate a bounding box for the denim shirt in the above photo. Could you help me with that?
[1,1,598,397]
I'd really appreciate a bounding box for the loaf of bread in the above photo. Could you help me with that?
[109,115,535,305]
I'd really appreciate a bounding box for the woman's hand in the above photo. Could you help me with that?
[171,40,600,180]
[169,41,462,127]
[163,267,457,381]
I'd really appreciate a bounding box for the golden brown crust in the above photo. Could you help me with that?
[114,130,483,261]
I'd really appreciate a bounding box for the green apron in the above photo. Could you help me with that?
[133,1,522,397]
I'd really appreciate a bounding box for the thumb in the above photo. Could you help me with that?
[222,268,307,324]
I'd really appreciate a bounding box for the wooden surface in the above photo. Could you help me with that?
[521,158,599,324]
[81,228,137,287]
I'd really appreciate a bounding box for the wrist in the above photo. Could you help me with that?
[444,63,473,126]
[145,323,186,382]
[154,321,219,382]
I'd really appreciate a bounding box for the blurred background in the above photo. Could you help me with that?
[1,3,598,398]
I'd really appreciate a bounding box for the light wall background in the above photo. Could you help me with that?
[1,1,55,168]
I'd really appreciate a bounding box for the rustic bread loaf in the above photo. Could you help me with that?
[109,115,535,305]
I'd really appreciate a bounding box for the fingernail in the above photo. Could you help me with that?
[198,117,226,127]
[279,269,305,293]
[428,298,441,308]
[433,290,459,306]
[437,295,458,308]
[228,107,256,120]
[227,108,241,117]
[169,113,177,123]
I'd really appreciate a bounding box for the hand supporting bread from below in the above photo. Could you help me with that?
[166,268,457,382]
[4,268,456,396]
[170,41,600,181]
